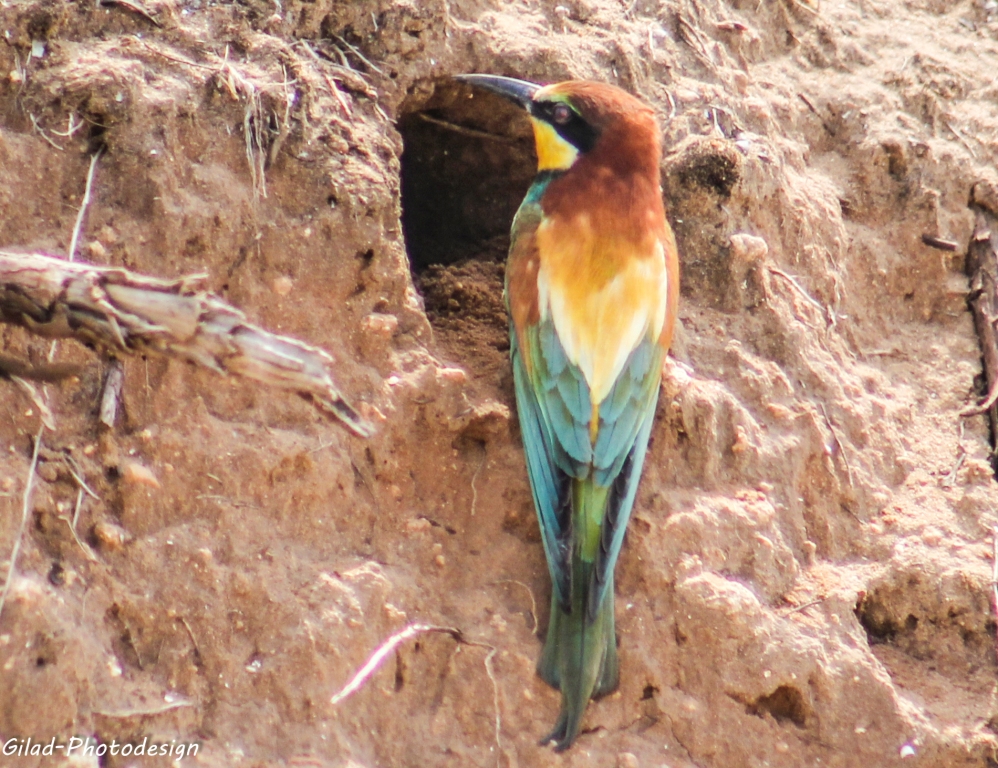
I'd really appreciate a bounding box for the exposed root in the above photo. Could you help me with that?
[495,579,539,632]
[0,427,44,622]
[470,443,486,516]
[331,623,503,764]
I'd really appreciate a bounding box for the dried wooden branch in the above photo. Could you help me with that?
[0,250,372,437]
[963,197,998,464]
[99,358,125,428]
[992,525,998,666]
[921,233,958,252]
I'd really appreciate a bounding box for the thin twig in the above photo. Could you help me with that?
[482,646,502,767]
[665,89,677,121]
[135,38,216,71]
[921,234,959,252]
[299,43,376,97]
[332,34,384,75]
[324,72,352,115]
[297,40,353,114]
[768,266,834,326]
[783,597,825,615]
[417,113,515,143]
[495,579,538,632]
[71,486,84,529]
[65,454,100,500]
[942,420,967,490]
[58,514,99,562]
[69,148,103,263]
[179,616,202,664]
[818,403,854,487]
[677,14,717,69]
[45,148,104,367]
[28,114,65,150]
[331,624,459,704]
[942,448,966,488]
[51,113,84,138]
[331,623,502,764]
[93,699,192,717]
[945,120,977,159]
[0,427,44,622]
[10,377,55,430]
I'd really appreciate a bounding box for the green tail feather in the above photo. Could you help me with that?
[537,481,619,751]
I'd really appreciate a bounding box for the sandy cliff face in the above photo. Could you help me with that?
[1,0,996,766]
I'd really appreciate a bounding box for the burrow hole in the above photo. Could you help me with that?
[398,78,536,381]
[745,685,810,728]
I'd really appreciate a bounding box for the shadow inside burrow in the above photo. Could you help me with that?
[398,78,536,385]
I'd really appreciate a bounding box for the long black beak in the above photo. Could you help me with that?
[455,74,540,109]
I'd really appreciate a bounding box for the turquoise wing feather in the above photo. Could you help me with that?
[510,326,572,607]
[588,337,663,619]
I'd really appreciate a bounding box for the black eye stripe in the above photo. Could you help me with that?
[535,101,575,123]
[529,100,601,155]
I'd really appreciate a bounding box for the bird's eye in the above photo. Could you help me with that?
[552,104,573,124]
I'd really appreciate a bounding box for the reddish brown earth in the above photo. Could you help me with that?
[1,0,997,766]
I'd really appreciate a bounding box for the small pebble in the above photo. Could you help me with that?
[272,276,293,296]
[358,402,386,422]
[438,367,468,385]
[616,753,638,768]
[730,233,769,262]
[362,313,398,337]
[93,521,128,551]
[731,425,750,454]
[920,526,942,546]
[120,461,160,488]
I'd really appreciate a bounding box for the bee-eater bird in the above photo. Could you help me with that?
[456,74,679,750]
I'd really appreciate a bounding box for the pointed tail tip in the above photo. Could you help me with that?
[553,736,576,754]
[538,728,579,753]
[538,705,583,752]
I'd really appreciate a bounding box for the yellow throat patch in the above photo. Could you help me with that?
[530,117,579,171]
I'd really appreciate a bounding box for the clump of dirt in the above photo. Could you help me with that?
[417,253,510,389]
[1,0,998,766]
